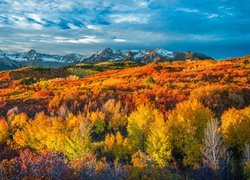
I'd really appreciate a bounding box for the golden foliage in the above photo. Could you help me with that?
[8,113,28,132]
[0,118,8,144]
[147,112,171,167]
[221,106,250,149]
[127,104,160,153]
[13,112,91,160]
[103,131,126,160]
[167,99,214,167]
[0,57,249,178]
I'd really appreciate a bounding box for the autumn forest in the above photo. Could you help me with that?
[0,57,250,179]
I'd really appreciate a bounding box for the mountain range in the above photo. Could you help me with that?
[0,48,213,70]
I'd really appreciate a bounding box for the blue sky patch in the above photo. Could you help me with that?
[0,0,249,58]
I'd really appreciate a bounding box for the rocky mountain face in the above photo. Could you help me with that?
[84,48,174,63]
[84,48,212,63]
[0,49,85,63]
[0,57,22,71]
[0,49,85,70]
[0,48,213,70]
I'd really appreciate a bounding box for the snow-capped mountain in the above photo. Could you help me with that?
[0,49,85,63]
[0,48,213,70]
[83,48,174,63]
[0,49,87,70]
[83,48,212,63]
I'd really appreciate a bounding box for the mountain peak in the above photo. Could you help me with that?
[1,48,213,70]
[27,49,37,54]
[84,48,213,63]
[103,48,113,53]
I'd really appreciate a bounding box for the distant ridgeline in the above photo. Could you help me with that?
[0,48,213,70]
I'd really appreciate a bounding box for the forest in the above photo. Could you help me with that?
[0,57,249,179]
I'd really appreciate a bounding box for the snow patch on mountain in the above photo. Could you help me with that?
[0,50,85,63]
[42,57,60,62]
[133,50,147,59]
[155,48,174,58]
[0,48,213,67]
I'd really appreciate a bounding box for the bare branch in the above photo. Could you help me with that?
[202,118,228,171]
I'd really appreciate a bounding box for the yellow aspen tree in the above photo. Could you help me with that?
[167,99,214,167]
[127,104,159,153]
[221,106,250,150]
[103,131,126,160]
[147,111,171,167]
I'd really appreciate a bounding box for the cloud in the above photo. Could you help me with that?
[133,0,150,8]
[108,14,150,24]
[28,13,44,24]
[67,23,80,30]
[5,15,43,30]
[55,36,105,44]
[113,38,129,42]
[176,8,199,13]
[0,0,249,58]
[206,13,219,19]
[86,24,102,30]
[176,7,219,19]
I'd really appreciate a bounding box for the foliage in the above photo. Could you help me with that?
[144,75,155,83]
[102,131,127,160]
[0,118,8,144]
[0,97,6,109]
[69,153,129,179]
[127,104,161,153]
[13,113,91,160]
[221,106,250,150]
[0,149,68,179]
[130,150,155,178]
[8,113,28,132]
[0,57,249,178]
[243,161,250,179]
[147,110,171,167]
[167,99,214,167]
[67,67,98,78]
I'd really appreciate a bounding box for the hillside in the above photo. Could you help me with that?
[0,57,249,117]
[0,56,249,179]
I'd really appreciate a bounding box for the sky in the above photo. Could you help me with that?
[0,0,249,59]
